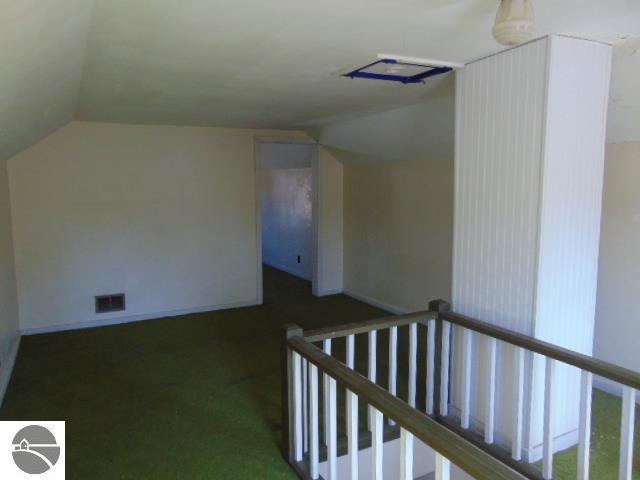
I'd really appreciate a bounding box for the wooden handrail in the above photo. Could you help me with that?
[287,335,528,480]
[303,310,435,342]
[304,299,640,389]
[440,310,640,390]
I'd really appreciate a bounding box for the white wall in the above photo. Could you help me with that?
[8,122,310,333]
[341,157,453,313]
[316,147,344,295]
[259,143,314,280]
[0,160,20,404]
[453,35,611,460]
[594,141,640,396]
[312,84,455,313]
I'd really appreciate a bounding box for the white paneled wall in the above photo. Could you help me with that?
[453,35,612,460]
[454,38,547,333]
[531,34,612,456]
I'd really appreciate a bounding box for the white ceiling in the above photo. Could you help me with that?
[1,0,639,160]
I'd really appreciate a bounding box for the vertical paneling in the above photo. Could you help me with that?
[454,37,548,335]
[454,34,611,458]
[453,38,548,455]
[533,35,613,446]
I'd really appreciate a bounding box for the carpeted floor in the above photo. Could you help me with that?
[0,266,387,479]
[553,388,640,479]
[1,266,637,479]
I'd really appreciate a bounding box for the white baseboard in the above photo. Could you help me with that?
[524,428,579,463]
[315,287,343,297]
[342,289,408,315]
[594,377,640,404]
[450,400,579,463]
[263,260,312,282]
[0,335,21,407]
[21,299,260,336]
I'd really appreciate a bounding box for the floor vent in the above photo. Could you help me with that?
[95,294,125,314]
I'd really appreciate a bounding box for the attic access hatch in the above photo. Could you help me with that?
[343,54,462,84]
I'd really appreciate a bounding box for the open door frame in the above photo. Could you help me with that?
[254,137,320,304]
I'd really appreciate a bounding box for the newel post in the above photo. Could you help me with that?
[281,324,303,463]
[429,299,451,418]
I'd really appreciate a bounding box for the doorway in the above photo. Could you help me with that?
[256,141,319,301]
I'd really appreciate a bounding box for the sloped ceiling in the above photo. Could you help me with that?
[0,0,93,161]
[1,0,639,161]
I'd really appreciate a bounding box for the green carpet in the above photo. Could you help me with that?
[0,266,387,479]
[552,389,640,479]
[1,266,637,479]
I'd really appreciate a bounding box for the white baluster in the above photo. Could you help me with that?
[408,323,417,408]
[372,406,384,480]
[485,337,497,444]
[426,318,436,415]
[400,428,414,480]
[389,327,398,426]
[512,346,525,461]
[346,334,358,480]
[461,328,472,429]
[346,334,355,369]
[292,351,303,462]
[328,376,338,480]
[619,386,636,480]
[347,388,358,480]
[368,330,377,430]
[435,453,451,480]
[440,321,451,416]
[543,357,556,480]
[578,370,592,480]
[309,364,320,479]
[323,339,332,446]
[302,358,308,453]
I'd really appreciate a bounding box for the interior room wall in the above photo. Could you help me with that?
[258,143,314,280]
[340,156,453,313]
[315,147,344,296]
[313,85,455,312]
[8,122,310,333]
[594,141,640,398]
[0,160,20,404]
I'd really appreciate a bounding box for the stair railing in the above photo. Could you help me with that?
[282,299,640,480]
[282,311,527,480]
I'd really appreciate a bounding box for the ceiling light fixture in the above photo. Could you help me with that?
[492,0,535,46]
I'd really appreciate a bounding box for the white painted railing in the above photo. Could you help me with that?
[283,299,640,480]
